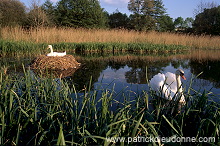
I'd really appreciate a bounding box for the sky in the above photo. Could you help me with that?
[20,0,220,19]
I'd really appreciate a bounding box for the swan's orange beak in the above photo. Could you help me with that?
[181,75,186,80]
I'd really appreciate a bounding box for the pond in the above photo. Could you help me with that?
[2,50,220,102]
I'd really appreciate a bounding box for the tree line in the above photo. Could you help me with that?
[0,0,219,35]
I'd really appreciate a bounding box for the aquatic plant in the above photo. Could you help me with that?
[0,67,219,145]
[0,40,45,56]
[0,40,189,57]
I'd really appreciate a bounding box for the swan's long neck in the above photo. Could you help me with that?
[49,46,53,53]
[176,75,183,93]
[176,74,186,103]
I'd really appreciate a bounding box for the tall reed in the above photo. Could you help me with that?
[0,40,189,57]
[1,27,220,49]
[0,66,219,145]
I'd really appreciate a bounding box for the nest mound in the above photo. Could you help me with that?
[32,68,79,78]
[30,55,81,70]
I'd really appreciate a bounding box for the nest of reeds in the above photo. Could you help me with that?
[32,67,79,78]
[30,55,81,70]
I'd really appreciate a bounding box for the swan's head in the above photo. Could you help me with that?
[176,69,186,80]
[47,45,52,49]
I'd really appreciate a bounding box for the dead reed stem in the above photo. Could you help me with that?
[1,27,220,49]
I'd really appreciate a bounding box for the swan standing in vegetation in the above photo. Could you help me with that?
[150,69,186,103]
[46,45,66,57]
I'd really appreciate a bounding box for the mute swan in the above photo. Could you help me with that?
[150,69,186,103]
[46,45,66,57]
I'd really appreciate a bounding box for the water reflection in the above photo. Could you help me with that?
[190,60,220,88]
[1,50,220,101]
[32,67,79,78]
[68,50,220,101]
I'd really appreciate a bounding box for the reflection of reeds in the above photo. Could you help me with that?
[32,67,79,78]
[2,27,220,49]
[76,50,220,63]
[75,52,187,63]
[189,50,220,61]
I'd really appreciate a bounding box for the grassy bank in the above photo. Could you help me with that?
[0,68,219,145]
[1,27,220,49]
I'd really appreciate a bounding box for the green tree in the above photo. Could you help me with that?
[193,6,220,35]
[42,0,56,26]
[0,0,26,27]
[173,17,194,32]
[154,0,167,19]
[174,17,184,29]
[25,0,50,28]
[128,0,166,31]
[184,17,194,28]
[157,15,174,32]
[128,13,147,30]
[108,10,129,29]
[56,0,107,28]
[193,1,218,17]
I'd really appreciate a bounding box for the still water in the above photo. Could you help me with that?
[2,50,220,101]
[70,50,220,102]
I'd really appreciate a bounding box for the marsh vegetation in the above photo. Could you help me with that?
[0,22,220,146]
[0,64,219,145]
[0,49,220,145]
[2,27,220,49]
[1,0,220,144]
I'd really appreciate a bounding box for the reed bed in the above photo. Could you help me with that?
[0,67,219,145]
[0,40,189,57]
[0,40,45,57]
[1,27,220,49]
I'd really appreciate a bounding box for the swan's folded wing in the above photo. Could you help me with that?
[150,73,166,91]
[150,73,173,100]
[165,72,177,93]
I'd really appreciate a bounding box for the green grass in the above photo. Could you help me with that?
[0,66,219,145]
[0,40,190,57]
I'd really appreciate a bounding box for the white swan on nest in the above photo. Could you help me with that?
[149,69,186,103]
[46,45,66,57]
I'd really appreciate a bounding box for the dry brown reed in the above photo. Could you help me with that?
[1,27,220,49]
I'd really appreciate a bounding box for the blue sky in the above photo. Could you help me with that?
[99,0,220,19]
[20,0,220,19]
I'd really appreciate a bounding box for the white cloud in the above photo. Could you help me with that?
[100,0,130,14]
[121,0,130,3]
[101,0,129,5]
[102,0,116,4]
[50,0,59,3]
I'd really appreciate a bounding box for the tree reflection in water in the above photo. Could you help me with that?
[63,51,220,102]
[1,50,220,101]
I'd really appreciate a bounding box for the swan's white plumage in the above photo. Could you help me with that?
[150,73,165,92]
[150,73,173,100]
[150,70,185,103]
[46,45,66,57]
[47,51,66,57]
[164,72,177,93]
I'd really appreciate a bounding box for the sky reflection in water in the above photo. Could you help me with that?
[99,64,217,95]
[2,50,220,102]
[85,54,220,102]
